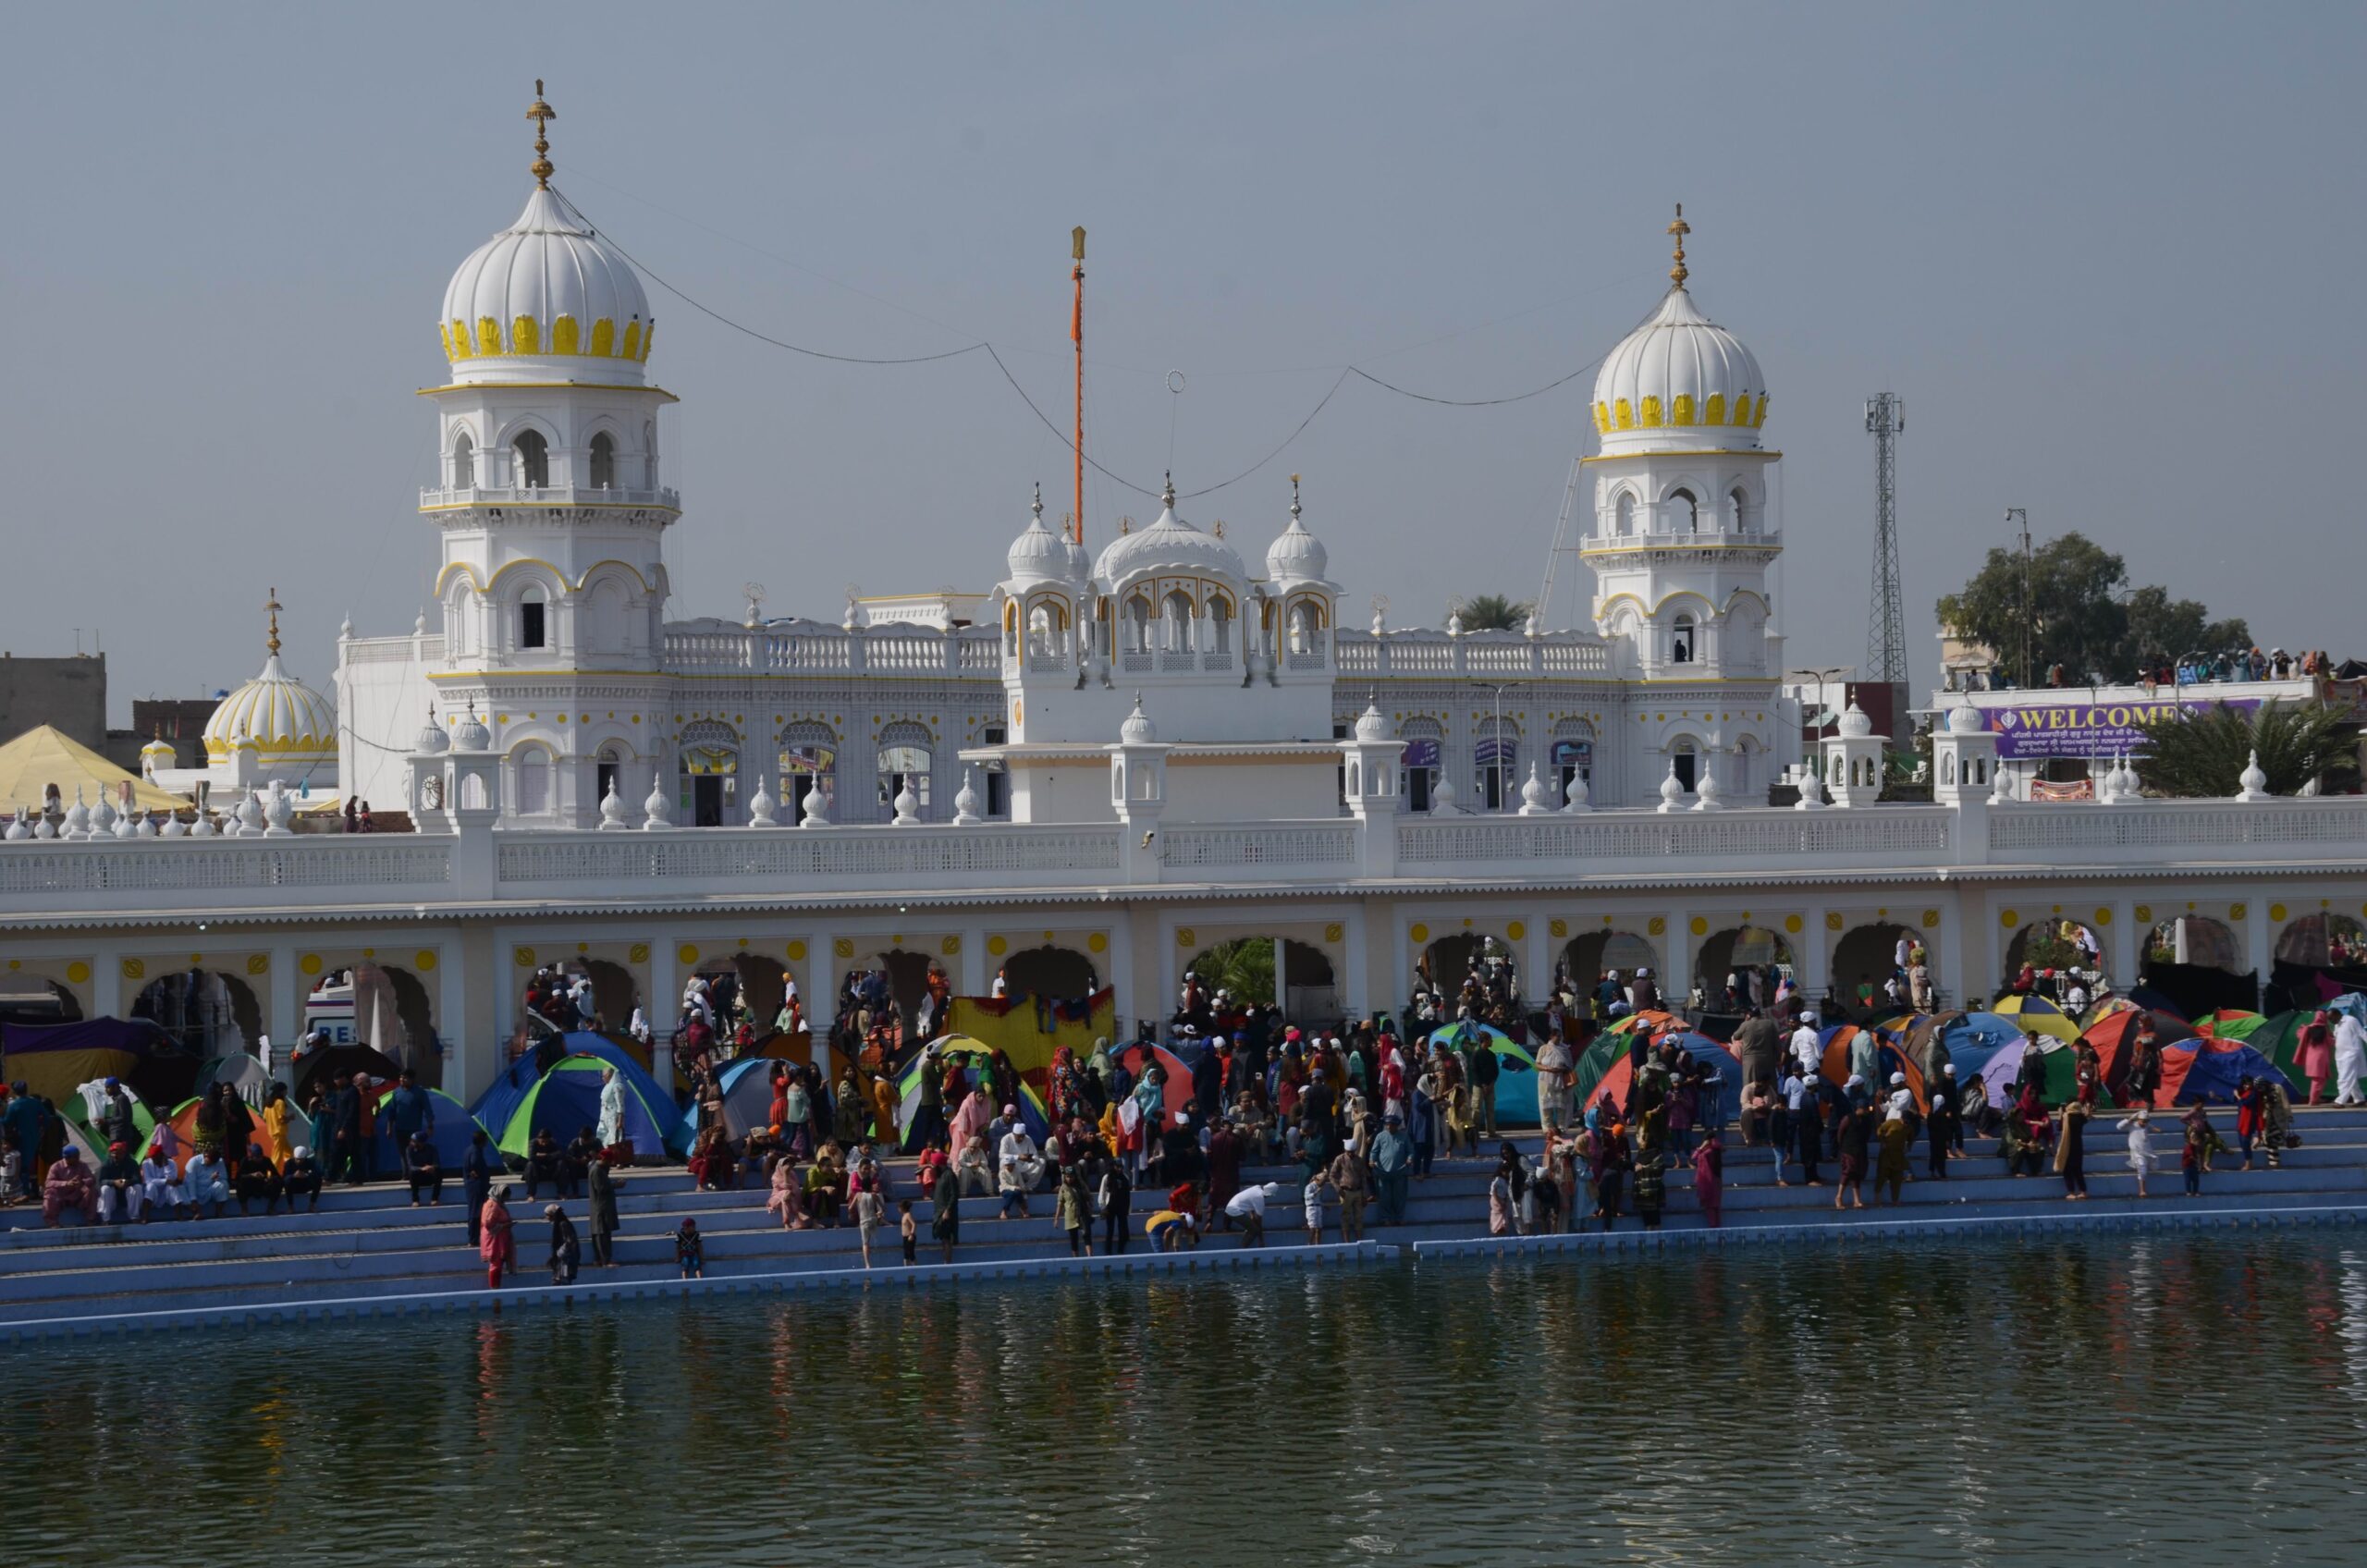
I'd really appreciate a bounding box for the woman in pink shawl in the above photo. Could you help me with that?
[766,1155,812,1230]
[1693,1132,1724,1227]
[2297,1011,2335,1105]
[480,1183,515,1287]
[950,1085,994,1158]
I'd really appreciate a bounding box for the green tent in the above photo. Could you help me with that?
[497,1055,682,1161]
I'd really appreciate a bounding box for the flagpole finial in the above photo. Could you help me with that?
[527,80,558,189]
[1667,202,1691,288]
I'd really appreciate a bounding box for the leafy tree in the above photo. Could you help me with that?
[1454,594,1530,631]
[1935,532,2251,686]
[1187,937,1274,1004]
[2133,699,2358,798]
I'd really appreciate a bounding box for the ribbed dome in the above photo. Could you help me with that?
[415,708,452,755]
[1265,483,1330,587]
[202,654,337,767]
[453,710,494,753]
[1838,702,1874,739]
[440,187,653,385]
[1120,697,1158,745]
[1006,490,1072,586]
[1591,286,1767,454]
[1093,490,1245,590]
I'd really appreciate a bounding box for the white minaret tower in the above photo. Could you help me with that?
[1581,207,1785,804]
[422,83,675,827]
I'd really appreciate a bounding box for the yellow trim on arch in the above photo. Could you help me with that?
[416,383,680,402]
[434,557,658,597]
[1582,449,1781,464]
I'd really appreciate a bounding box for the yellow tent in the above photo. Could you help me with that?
[0,725,190,816]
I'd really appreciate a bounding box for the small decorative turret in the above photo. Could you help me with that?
[641,766,672,830]
[1692,762,1724,812]
[597,776,629,831]
[1796,764,1828,810]
[1430,775,1457,815]
[1657,763,1686,814]
[747,774,779,827]
[891,778,921,826]
[952,766,984,827]
[1517,761,1551,816]
[63,787,91,840]
[2237,749,2271,802]
[1563,769,1591,814]
[801,778,830,827]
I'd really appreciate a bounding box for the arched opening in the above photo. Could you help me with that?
[1162,590,1196,654]
[130,967,263,1060]
[2140,914,2258,1017]
[350,962,442,1086]
[1834,923,1926,1012]
[588,431,617,489]
[509,743,554,816]
[520,959,640,1043]
[1614,492,1636,537]
[2147,915,2241,973]
[2003,918,2103,997]
[720,955,789,1044]
[1476,717,1519,812]
[877,721,934,820]
[1669,736,1699,794]
[452,431,475,489]
[2275,913,2367,969]
[1400,717,1443,813]
[1696,926,1796,1011]
[0,975,81,1026]
[1730,737,1762,802]
[1125,594,1153,657]
[1672,613,1696,665]
[1419,933,1520,1024]
[1560,931,1660,1000]
[676,720,740,827]
[1289,600,1325,656]
[512,429,548,489]
[595,744,623,809]
[1185,936,1336,1017]
[777,721,837,821]
[642,420,658,487]
[1551,720,1594,805]
[1208,594,1233,655]
[518,584,547,651]
[846,949,940,1049]
[1729,486,1750,533]
[1026,600,1066,659]
[1669,487,1699,533]
[998,945,1102,1033]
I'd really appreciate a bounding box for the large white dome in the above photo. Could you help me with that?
[1092,485,1246,590]
[1005,491,1073,587]
[203,652,337,770]
[439,186,654,386]
[1264,481,1331,589]
[1591,281,1766,455]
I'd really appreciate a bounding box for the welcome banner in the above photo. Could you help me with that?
[1974,696,2262,759]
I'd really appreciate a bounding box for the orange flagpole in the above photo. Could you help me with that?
[1071,226,1085,548]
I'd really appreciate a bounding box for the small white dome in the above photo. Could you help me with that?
[415,707,452,755]
[1946,704,1984,736]
[1120,695,1158,745]
[1265,479,1330,586]
[453,709,493,753]
[440,184,653,386]
[1093,480,1245,590]
[1838,702,1874,739]
[1006,487,1071,585]
[1354,701,1390,743]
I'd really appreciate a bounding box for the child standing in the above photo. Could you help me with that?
[2182,1107,2224,1197]
[673,1217,705,1279]
[898,1198,918,1265]
[854,1184,887,1268]
[1302,1171,1328,1245]
[2116,1109,2154,1199]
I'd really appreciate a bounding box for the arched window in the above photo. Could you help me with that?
[519,584,548,650]
[595,744,622,808]
[1208,594,1233,654]
[642,421,658,488]
[1289,600,1324,655]
[1400,717,1444,813]
[589,431,616,489]
[1614,492,1636,537]
[778,721,837,820]
[1730,486,1750,533]
[677,719,741,827]
[1027,602,1063,657]
[452,431,474,489]
[1669,488,1699,532]
[1671,737,1699,793]
[1551,717,1595,804]
[1163,589,1196,653]
[1672,613,1695,664]
[877,720,933,820]
[511,744,553,816]
[1476,717,1518,811]
[512,429,549,489]
[1126,594,1153,655]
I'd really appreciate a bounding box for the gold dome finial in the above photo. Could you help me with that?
[527,80,557,190]
[1667,202,1691,289]
[264,586,283,657]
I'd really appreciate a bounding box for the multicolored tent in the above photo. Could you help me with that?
[1581,1032,1742,1121]
[2196,1010,2267,1041]
[498,1055,682,1161]
[944,987,1117,1085]
[712,1058,786,1141]
[1817,1024,1928,1112]
[2079,1010,2198,1102]
[0,1018,169,1107]
[1991,994,2082,1044]
[896,1040,1051,1151]
[1110,1042,1195,1127]
[1429,1022,1542,1127]
[2151,1037,2286,1107]
[468,1033,670,1144]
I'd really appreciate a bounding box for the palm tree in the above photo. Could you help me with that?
[1455,594,1530,631]
[2133,700,2358,798]
[1187,937,1274,1004]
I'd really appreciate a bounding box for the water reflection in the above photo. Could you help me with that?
[5,1236,2364,1566]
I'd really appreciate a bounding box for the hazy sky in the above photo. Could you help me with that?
[5,4,2360,721]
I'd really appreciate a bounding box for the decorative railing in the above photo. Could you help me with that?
[1990,800,2367,853]
[661,629,999,678]
[419,484,681,509]
[0,839,455,899]
[1159,823,1357,872]
[496,825,1120,885]
[1398,807,1955,866]
[1331,633,1612,680]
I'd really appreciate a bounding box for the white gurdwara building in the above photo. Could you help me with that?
[6,94,2358,1100]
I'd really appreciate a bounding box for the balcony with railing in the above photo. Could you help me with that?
[1333,630,1610,680]
[661,624,1001,678]
[420,483,681,510]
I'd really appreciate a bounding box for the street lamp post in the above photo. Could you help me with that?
[1805,666,1848,790]
[1473,680,1526,811]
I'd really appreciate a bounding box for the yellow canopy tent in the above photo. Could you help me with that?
[0,725,190,816]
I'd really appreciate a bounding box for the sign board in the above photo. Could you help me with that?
[1400,739,1440,770]
[1475,739,1516,766]
[1970,696,2263,760]
[1551,739,1593,769]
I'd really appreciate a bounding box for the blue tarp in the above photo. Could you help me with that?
[2,1017,168,1056]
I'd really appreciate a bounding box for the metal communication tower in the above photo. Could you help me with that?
[1535,457,1585,631]
[1864,393,1907,686]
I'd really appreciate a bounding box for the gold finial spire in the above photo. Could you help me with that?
[264,587,283,657]
[527,80,557,190]
[1667,202,1691,289]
